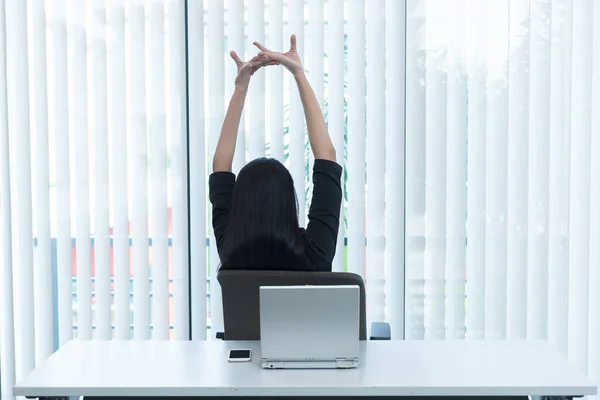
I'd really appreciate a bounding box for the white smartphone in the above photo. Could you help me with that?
[228,349,252,362]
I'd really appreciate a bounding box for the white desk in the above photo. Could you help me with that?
[14,339,596,398]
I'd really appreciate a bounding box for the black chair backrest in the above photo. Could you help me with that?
[217,270,368,340]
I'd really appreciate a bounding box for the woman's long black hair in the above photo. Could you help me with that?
[219,157,306,270]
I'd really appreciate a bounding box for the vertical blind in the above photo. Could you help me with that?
[1,0,599,399]
[0,1,189,398]
[404,0,600,387]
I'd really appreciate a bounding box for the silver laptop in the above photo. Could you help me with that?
[259,285,360,369]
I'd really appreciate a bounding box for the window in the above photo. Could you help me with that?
[1,2,599,398]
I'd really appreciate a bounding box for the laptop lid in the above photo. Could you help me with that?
[259,285,360,361]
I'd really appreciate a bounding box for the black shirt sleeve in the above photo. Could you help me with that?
[305,159,343,264]
[209,171,236,257]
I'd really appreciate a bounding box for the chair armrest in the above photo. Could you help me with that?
[216,331,225,340]
[369,321,391,340]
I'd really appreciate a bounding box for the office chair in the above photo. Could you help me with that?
[216,269,391,341]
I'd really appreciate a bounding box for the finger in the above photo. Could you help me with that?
[259,51,285,63]
[248,54,267,64]
[230,50,243,67]
[253,59,279,69]
[253,41,270,52]
[289,34,297,51]
[251,60,278,74]
[250,56,281,75]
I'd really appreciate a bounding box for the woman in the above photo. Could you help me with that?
[209,35,342,272]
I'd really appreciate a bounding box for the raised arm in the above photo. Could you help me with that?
[294,69,336,162]
[254,35,337,162]
[212,51,275,172]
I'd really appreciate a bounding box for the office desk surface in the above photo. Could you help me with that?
[15,339,596,398]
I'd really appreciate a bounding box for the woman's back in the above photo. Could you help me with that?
[209,158,342,271]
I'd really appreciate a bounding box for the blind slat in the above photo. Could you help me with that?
[127,2,150,341]
[288,0,305,226]
[307,0,323,110]
[445,0,467,341]
[0,0,16,394]
[404,0,426,340]
[365,0,386,326]
[208,0,225,335]
[52,0,74,347]
[70,0,93,341]
[28,0,54,360]
[187,0,207,340]
[347,0,365,278]
[526,0,551,340]
[326,0,344,273]
[267,0,284,162]
[0,180,16,398]
[108,0,130,341]
[484,0,509,340]
[248,0,266,161]
[506,0,529,341]
[89,0,112,341]
[168,0,190,340]
[588,0,600,384]
[384,0,405,339]
[306,0,324,192]
[547,0,572,357]
[6,0,35,377]
[567,0,593,372]
[6,0,36,378]
[229,0,245,174]
[424,0,447,340]
[147,1,169,340]
[465,0,487,341]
